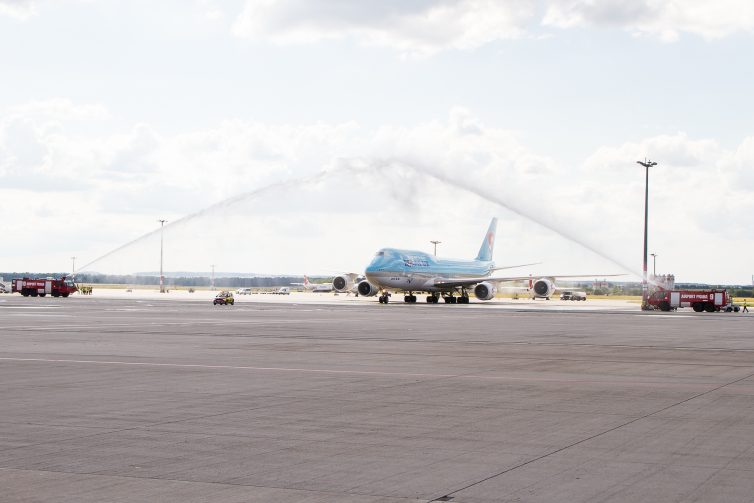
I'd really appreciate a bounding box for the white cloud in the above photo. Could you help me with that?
[584,133,721,171]
[543,0,754,41]
[1,100,752,283]
[232,0,535,56]
[230,0,754,54]
[0,0,36,20]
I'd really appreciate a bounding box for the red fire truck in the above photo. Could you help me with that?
[12,276,78,298]
[647,289,732,312]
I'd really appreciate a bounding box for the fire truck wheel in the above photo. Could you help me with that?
[62,293,69,298]
[692,303,704,312]
[39,293,46,297]
[659,301,671,312]
[30,291,38,297]
[704,303,715,313]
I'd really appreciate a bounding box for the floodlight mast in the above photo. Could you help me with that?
[637,159,657,310]
[430,240,441,256]
[158,219,167,293]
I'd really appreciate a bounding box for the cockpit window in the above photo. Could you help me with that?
[375,251,385,256]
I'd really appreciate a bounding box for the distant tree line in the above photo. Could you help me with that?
[0,272,332,288]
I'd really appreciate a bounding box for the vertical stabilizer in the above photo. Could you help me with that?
[475,217,498,262]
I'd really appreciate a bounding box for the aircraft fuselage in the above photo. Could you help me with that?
[365,248,493,293]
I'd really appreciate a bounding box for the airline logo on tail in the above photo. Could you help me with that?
[476,217,498,262]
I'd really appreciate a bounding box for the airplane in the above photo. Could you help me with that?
[349,217,620,304]
[292,275,334,293]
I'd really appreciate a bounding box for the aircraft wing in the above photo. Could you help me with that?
[431,276,524,288]
[433,273,624,289]
[491,262,541,272]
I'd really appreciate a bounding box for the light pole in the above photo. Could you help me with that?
[211,264,215,290]
[71,256,76,275]
[637,159,657,310]
[158,219,167,293]
[430,240,441,256]
[650,253,657,277]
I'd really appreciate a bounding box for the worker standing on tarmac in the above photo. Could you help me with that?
[743,299,749,313]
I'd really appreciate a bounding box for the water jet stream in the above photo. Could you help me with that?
[79,159,641,279]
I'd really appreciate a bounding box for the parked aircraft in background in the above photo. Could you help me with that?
[292,276,334,292]
[352,217,620,304]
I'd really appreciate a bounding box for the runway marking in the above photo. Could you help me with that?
[0,305,61,309]
[0,357,729,388]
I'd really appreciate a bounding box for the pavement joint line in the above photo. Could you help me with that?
[0,356,741,388]
[427,367,754,502]
[9,325,754,354]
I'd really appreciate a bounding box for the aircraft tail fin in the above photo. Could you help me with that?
[475,217,498,262]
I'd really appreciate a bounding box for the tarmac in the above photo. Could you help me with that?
[1,292,753,502]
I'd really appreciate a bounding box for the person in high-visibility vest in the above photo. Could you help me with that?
[744,299,749,313]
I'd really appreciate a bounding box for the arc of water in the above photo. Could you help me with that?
[78,159,642,280]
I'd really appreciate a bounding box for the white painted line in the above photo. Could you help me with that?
[0,357,723,388]
[0,305,61,309]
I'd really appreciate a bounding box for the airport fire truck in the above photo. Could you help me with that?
[647,289,733,312]
[12,276,78,297]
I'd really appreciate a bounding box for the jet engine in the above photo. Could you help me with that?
[474,281,497,301]
[357,280,379,297]
[531,278,555,299]
[332,275,354,293]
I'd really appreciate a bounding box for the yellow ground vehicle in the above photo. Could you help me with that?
[213,291,234,305]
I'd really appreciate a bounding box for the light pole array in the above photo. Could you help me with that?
[430,240,441,256]
[158,219,167,293]
[637,159,657,310]
[211,264,215,290]
[71,256,76,275]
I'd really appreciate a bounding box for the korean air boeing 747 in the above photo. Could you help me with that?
[331,218,619,304]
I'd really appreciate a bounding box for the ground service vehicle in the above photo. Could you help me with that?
[648,289,731,312]
[12,276,77,297]
[560,291,586,301]
[213,291,234,305]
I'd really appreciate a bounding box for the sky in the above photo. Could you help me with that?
[1,0,753,284]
